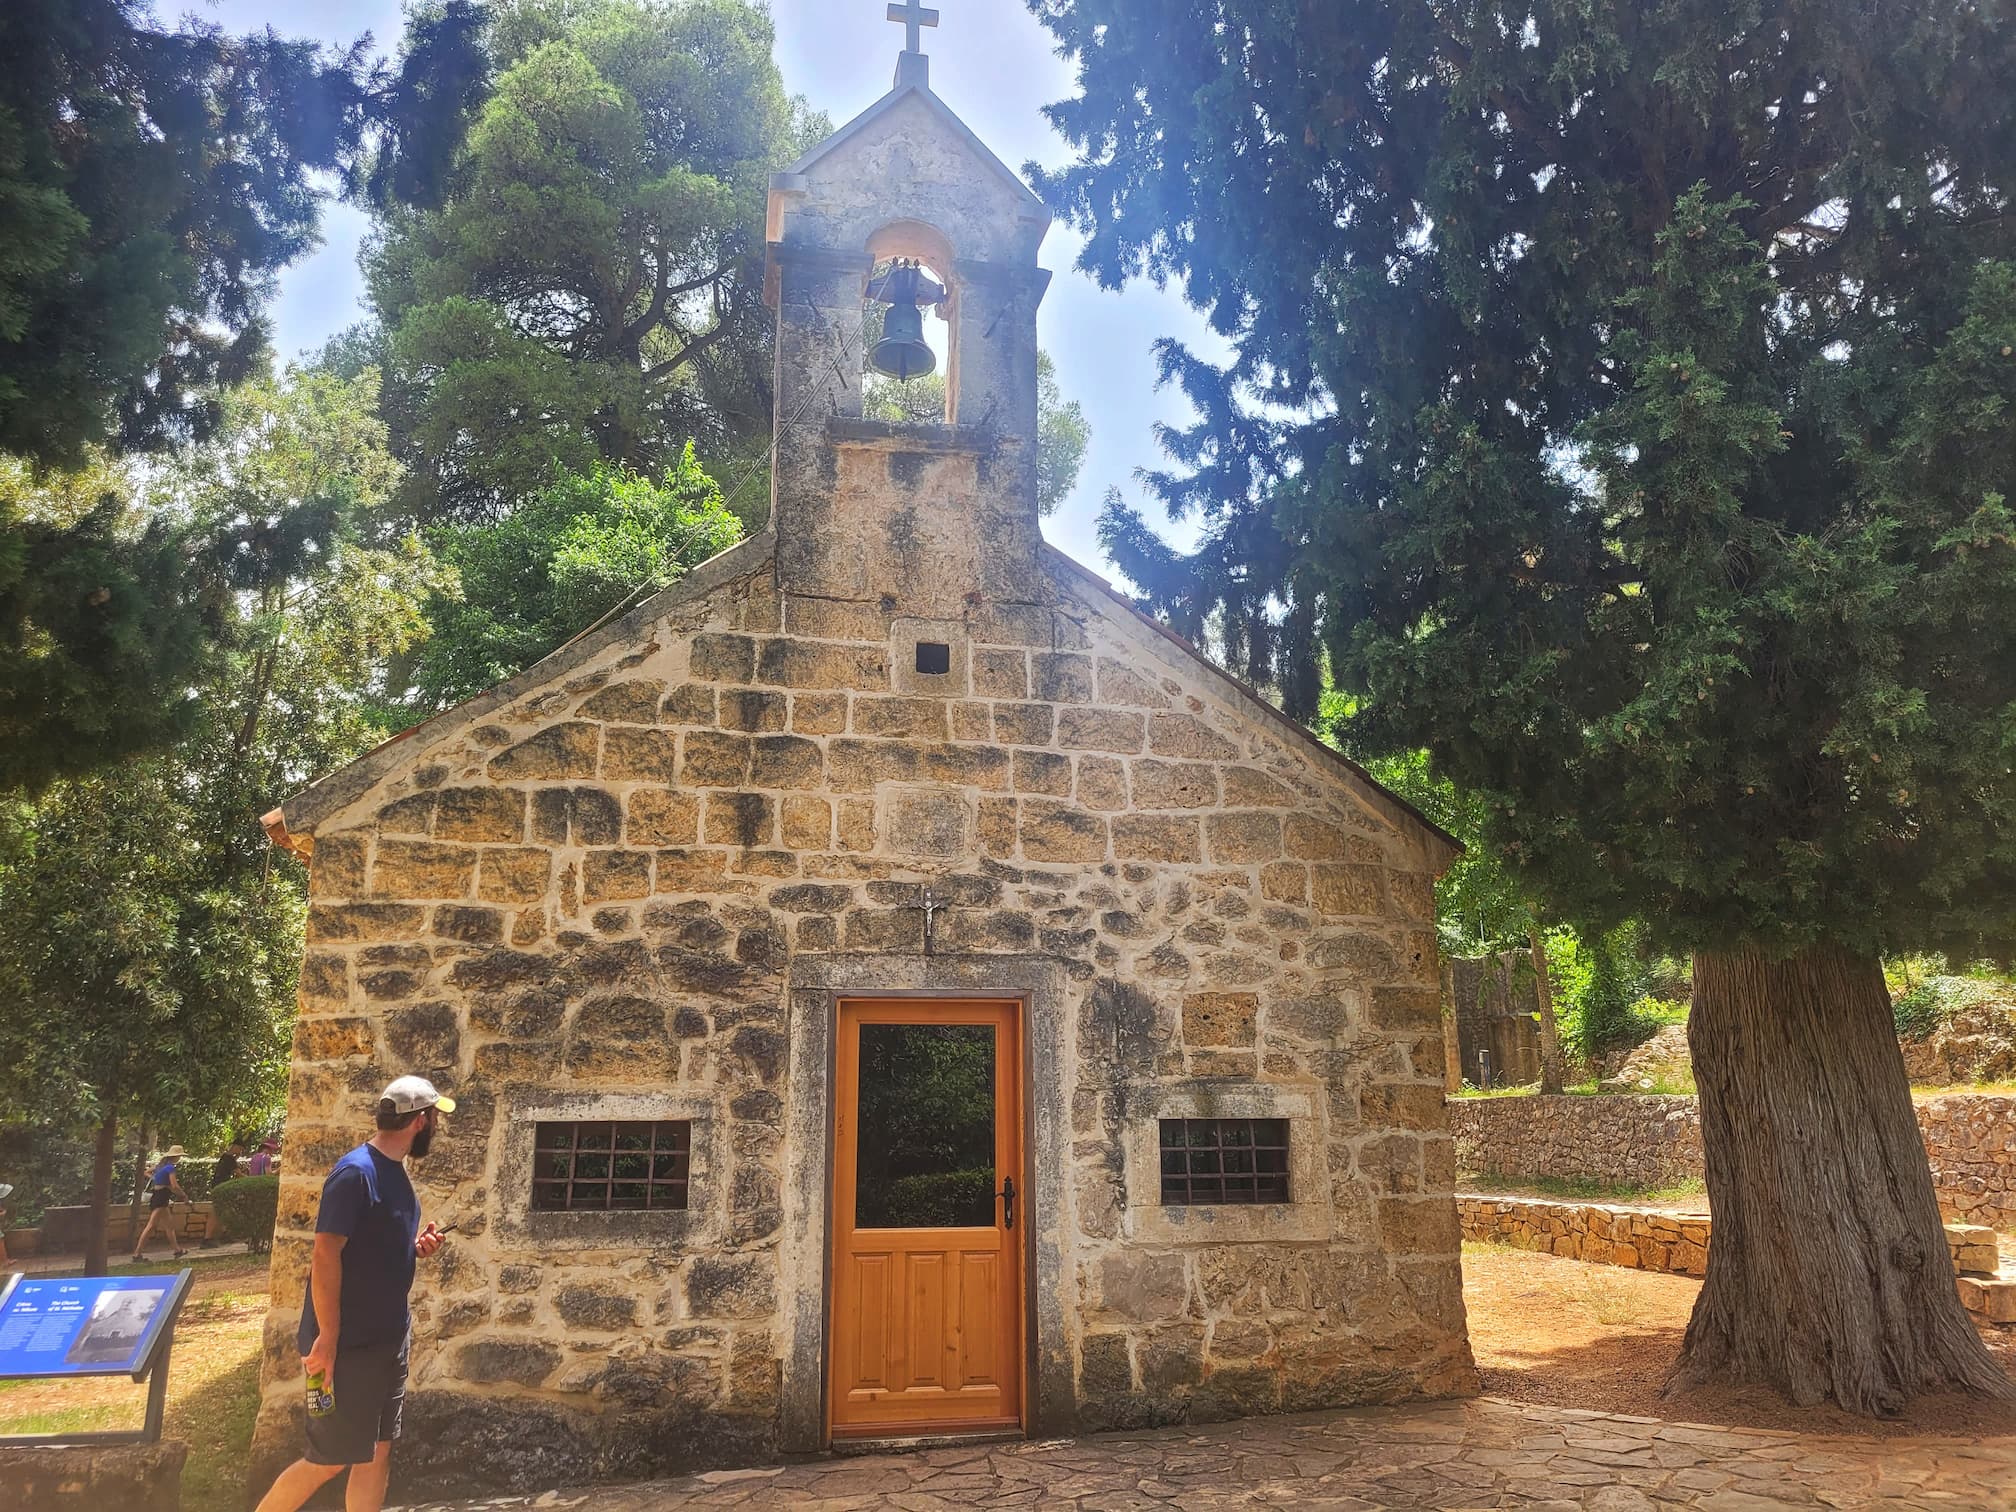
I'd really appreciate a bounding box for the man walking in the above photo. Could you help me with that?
[254,1076,453,1512]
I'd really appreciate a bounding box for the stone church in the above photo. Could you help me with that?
[252,17,1475,1496]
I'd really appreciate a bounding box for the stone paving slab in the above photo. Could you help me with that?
[391,1397,2016,1511]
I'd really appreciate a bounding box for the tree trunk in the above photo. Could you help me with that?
[127,1120,150,1241]
[1439,954,1463,1093]
[85,1114,117,1276]
[1670,943,2011,1414]
[1530,929,1566,1095]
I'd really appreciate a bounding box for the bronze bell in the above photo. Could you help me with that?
[867,259,944,381]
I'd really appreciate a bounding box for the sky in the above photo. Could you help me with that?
[196,0,1215,573]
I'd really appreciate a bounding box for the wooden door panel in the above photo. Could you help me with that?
[959,1251,1000,1385]
[830,999,1023,1437]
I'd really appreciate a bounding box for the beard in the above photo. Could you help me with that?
[410,1121,436,1160]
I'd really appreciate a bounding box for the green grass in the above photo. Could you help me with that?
[1448,1083,1537,1099]
[1459,1170,1709,1206]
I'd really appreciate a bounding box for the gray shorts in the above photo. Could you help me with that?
[305,1332,408,1466]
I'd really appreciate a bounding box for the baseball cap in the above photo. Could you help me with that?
[380,1075,456,1115]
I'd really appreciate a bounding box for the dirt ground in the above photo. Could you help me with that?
[1461,1240,2016,1439]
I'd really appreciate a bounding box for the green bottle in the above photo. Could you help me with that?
[306,1369,334,1418]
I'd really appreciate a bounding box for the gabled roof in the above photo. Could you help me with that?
[778,75,1050,226]
[262,531,779,851]
[263,530,1459,873]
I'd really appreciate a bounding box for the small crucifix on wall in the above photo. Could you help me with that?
[887,0,939,55]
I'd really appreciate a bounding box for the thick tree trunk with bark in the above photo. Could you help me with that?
[1671,944,2010,1414]
[85,1114,117,1276]
[1530,929,1566,1095]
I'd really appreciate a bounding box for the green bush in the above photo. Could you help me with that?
[1892,975,1996,1039]
[210,1176,279,1252]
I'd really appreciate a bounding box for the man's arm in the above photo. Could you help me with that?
[303,1232,348,1380]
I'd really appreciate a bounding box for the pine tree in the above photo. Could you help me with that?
[1034,0,2016,1411]
[367,0,825,524]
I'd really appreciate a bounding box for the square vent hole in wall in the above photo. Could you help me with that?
[915,641,951,675]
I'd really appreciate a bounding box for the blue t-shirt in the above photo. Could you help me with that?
[148,1160,176,1190]
[297,1144,419,1353]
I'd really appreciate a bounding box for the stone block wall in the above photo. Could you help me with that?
[1459,1194,2016,1325]
[253,540,1476,1498]
[1917,1095,2016,1230]
[1456,1195,1710,1275]
[1450,1092,2016,1230]
[0,1444,185,1512]
[1446,954,1540,1088]
[1448,1095,1704,1190]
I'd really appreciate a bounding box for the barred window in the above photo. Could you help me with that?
[1158,1118,1289,1206]
[532,1121,690,1211]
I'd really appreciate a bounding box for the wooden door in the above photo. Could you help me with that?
[829,997,1024,1437]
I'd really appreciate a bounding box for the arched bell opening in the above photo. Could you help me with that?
[860,221,959,425]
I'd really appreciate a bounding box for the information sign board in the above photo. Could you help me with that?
[0,1273,187,1381]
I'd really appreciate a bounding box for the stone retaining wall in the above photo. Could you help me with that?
[0,1443,185,1512]
[1449,1093,2016,1229]
[1456,1195,1710,1275]
[1448,1095,1703,1190]
[1457,1193,2016,1324]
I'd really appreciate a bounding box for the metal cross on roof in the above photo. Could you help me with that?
[887,0,939,55]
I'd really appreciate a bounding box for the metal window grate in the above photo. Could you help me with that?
[532,1120,690,1212]
[1158,1117,1290,1206]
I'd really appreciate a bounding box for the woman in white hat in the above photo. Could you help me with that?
[131,1145,189,1262]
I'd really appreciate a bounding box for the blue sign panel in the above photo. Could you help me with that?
[0,1274,181,1379]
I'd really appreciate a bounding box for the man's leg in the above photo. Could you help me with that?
[344,1441,392,1512]
[253,1458,345,1512]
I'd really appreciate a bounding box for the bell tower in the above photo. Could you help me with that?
[763,5,1053,623]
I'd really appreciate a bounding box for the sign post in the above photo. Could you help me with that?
[0,1270,194,1446]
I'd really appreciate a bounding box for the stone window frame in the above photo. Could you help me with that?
[1123,1083,1331,1245]
[891,616,971,696]
[495,1089,723,1250]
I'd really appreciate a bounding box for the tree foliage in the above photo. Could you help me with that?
[0,1,485,789]
[1034,0,2016,964]
[413,450,741,709]
[0,365,440,1158]
[0,0,488,466]
[0,458,213,790]
[369,0,825,523]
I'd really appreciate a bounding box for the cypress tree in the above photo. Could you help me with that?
[1034,0,2016,1411]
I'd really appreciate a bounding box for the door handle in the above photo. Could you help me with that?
[999,1176,1016,1231]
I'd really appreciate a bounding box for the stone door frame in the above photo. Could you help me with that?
[778,953,1071,1452]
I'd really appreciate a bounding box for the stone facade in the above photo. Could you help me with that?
[251,48,1475,1502]
[1445,954,1541,1088]
[1449,1092,2016,1229]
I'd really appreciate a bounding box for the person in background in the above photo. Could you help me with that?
[0,1182,12,1267]
[131,1146,188,1262]
[213,1142,244,1188]
[248,1138,279,1177]
[252,1076,451,1512]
